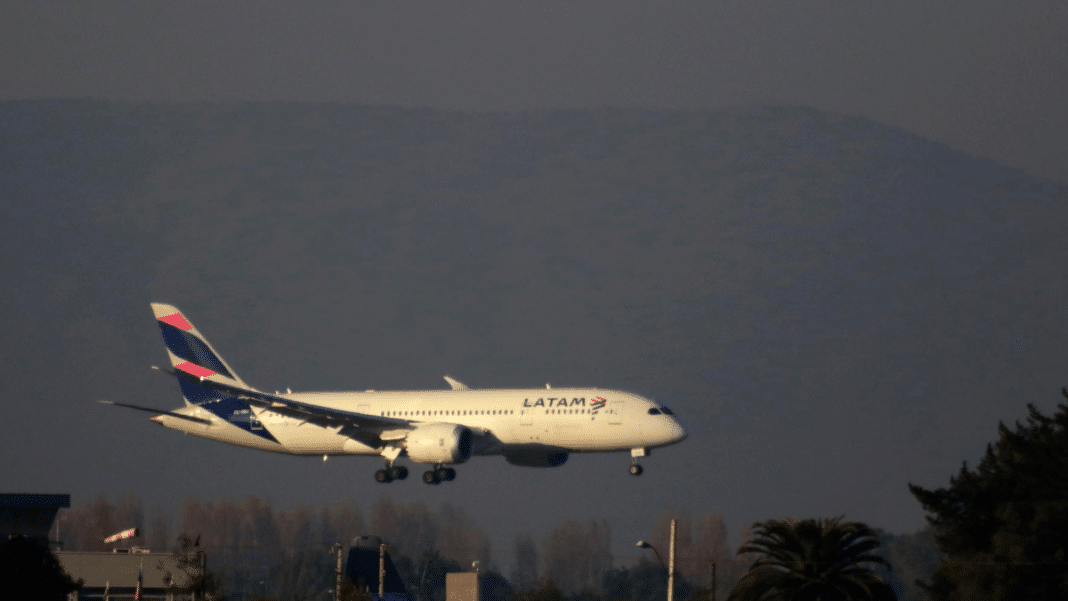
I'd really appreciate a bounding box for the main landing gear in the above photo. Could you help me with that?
[374,465,409,483]
[422,465,457,485]
[374,463,457,484]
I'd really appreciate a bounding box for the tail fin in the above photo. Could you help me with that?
[151,303,250,392]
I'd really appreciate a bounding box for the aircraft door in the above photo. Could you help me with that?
[608,399,623,424]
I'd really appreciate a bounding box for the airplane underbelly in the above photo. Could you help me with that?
[268,422,349,454]
[190,420,287,453]
[536,418,637,451]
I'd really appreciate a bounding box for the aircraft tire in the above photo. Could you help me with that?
[391,466,409,480]
[375,469,393,483]
[443,468,456,481]
[423,470,440,485]
[629,464,644,476]
[436,467,452,482]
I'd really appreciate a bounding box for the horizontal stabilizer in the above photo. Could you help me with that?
[98,400,212,425]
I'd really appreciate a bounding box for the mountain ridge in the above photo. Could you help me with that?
[2,99,1065,547]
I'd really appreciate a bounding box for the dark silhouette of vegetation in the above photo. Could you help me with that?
[0,535,82,600]
[54,495,799,601]
[602,563,691,601]
[542,520,613,594]
[875,526,941,601]
[727,517,895,601]
[513,581,563,601]
[160,534,228,601]
[908,394,1068,601]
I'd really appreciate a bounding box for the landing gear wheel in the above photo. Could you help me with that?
[375,469,394,483]
[629,464,644,476]
[443,468,456,481]
[390,466,409,480]
[436,467,453,482]
[423,470,440,485]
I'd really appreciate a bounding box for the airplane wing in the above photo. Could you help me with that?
[153,366,411,448]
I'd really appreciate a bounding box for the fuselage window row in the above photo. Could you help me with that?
[379,409,516,417]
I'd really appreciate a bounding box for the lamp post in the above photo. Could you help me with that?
[331,542,343,601]
[636,518,676,601]
[379,543,386,600]
[635,540,666,569]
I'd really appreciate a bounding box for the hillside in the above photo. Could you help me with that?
[2,100,1066,559]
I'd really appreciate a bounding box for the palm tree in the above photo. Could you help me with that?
[728,516,896,601]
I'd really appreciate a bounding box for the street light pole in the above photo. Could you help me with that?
[636,541,666,570]
[667,519,676,601]
[379,543,386,600]
[636,518,677,601]
[332,542,343,601]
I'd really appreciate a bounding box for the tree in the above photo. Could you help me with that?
[541,519,612,595]
[727,517,895,601]
[876,526,941,601]
[160,534,227,601]
[0,536,81,601]
[512,533,539,591]
[908,395,1068,601]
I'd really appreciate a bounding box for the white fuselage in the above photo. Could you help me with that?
[152,388,686,460]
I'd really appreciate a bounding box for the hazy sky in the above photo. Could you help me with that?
[3,1,1067,184]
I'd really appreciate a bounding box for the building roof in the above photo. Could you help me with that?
[0,493,70,508]
[57,551,192,589]
[0,493,70,539]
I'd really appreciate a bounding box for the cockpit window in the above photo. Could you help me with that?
[660,406,674,415]
[648,408,662,415]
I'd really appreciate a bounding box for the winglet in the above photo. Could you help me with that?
[443,376,470,391]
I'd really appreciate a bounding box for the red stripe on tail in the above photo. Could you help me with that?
[176,362,217,378]
[159,312,193,331]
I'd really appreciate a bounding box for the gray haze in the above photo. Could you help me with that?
[2,101,1067,570]
[3,1,1068,184]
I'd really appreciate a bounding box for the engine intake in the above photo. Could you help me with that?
[405,423,473,465]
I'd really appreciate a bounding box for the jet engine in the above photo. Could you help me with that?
[404,423,473,465]
[504,449,569,467]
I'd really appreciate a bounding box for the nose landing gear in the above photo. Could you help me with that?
[630,447,647,476]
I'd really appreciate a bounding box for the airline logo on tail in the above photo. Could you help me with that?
[152,303,244,385]
[151,303,278,443]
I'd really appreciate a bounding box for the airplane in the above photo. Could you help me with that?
[101,303,687,484]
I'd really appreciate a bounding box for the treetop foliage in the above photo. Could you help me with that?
[908,395,1068,600]
[729,516,895,601]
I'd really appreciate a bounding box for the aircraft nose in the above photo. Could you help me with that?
[669,419,687,443]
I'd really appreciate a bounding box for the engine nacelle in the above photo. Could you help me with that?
[504,449,569,468]
[405,423,473,465]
